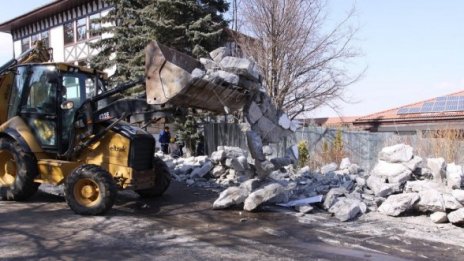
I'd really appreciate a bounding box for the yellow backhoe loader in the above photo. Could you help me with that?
[0,40,250,215]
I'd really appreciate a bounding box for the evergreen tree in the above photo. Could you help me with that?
[90,0,229,84]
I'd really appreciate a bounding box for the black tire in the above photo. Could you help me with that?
[135,157,171,198]
[0,137,39,201]
[64,165,117,215]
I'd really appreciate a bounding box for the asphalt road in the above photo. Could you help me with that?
[0,181,463,260]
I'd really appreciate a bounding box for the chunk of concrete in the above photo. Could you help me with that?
[443,193,463,210]
[404,180,446,193]
[278,113,291,129]
[211,165,227,178]
[213,187,248,209]
[446,163,463,189]
[244,183,288,211]
[416,190,445,212]
[191,68,206,79]
[328,198,362,222]
[371,160,412,179]
[211,70,240,85]
[378,144,413,163]
[255,160,276,179]
[239,178,260,193]
[430,212,449,223]
[366,175,401,197]
[211,150,226,164]
[339,158,351,170]
[323,188,348,210]
[231,156,248,172]
[378,193,420,217]
[404,156,423,171]
[199,58,219,70]
[190,161,214,178]
[263,145,274,156]
[220,56,260,81]
[321,163,338,175]
[210,46,231,63]
[270,157,294,169]
[246,102,263,124]
[448,208,464,225]
[246,131,265,161]
[452,189,464,205]
[427,158,446,183]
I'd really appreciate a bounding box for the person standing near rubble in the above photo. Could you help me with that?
[159,126,171,154]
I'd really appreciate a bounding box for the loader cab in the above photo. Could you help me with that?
[9,64,105,154]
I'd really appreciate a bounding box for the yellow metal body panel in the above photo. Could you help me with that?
[37,159,80,184]
[0,117,44,153]
[0,72,13,124]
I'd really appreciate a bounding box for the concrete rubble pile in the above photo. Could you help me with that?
[194,46,299,179]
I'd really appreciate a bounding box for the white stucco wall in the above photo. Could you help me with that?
[13,41,21,57]
[50,25,64,62]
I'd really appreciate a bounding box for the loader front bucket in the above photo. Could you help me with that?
[145,41,249,114]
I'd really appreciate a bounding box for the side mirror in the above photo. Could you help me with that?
[61,100,74,110]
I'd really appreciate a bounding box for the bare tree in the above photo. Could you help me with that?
[236,0,361,119]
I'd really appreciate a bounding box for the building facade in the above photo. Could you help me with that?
[0,0,112,66]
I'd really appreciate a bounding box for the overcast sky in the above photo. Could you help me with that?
[1,0,463,118]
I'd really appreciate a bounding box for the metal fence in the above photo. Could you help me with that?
[204,123,464,172]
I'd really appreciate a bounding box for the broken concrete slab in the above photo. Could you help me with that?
[446,163,463,189]
[278,195,323,207]
[191,68,206,79]
[244,183,288,211]
[416,190,446,212]
[321,163,338,175]
[430,212,448,223]
[378,144,413,163]
[210,46,232,63]
[323,188,348,210]
[255,160,276,179]
[230,156,249,172]
[339,158,351,170]
[211,150,226,164]
[443,193,463,210]
[220,56,260,82]
[246,131,265,162]
[296,205,314,214]
[404,180,446,193]
[404,156,423,171]
[190,161,214,178]
[239,178,260,194]
[210,70,240,85]
[213,187,248,209]
[278,113,291,130]
[328,198,362,222]
[378,193,420,217]
[448,208,464,225]
[452,189,464,205]
[199,58,219,70]
[427,158,446,183]
[211,165,227,178]
[246,102,263,125]
[371,160,412,179]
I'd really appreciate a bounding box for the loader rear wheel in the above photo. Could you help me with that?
[0,138,39,201]
[135,157,171,198]
[65,165,117,215]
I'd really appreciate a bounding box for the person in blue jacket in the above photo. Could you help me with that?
[159,126,171,154]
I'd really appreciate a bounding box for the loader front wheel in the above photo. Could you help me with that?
[135,157,171,198]
[65,165,117,215]
[0,138,39,201]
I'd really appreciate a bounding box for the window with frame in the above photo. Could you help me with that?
[41,31,50,47]
[77,18,87,42]
[21,38,30,53]
[89,13,101,38]
[64,22,74,44]
[31,34,40,44]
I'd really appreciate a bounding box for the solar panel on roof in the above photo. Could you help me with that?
[408,108,421,114]
[445,104,458,111]
[397,108,409,115]
[435,101,446,107]
[421,106,433,113]
[432,106,445,112]
[436,97,447,102]
[459,104,464,110]
[448,96,460,101]
[447,100,458,106]
[459,97,464,102]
